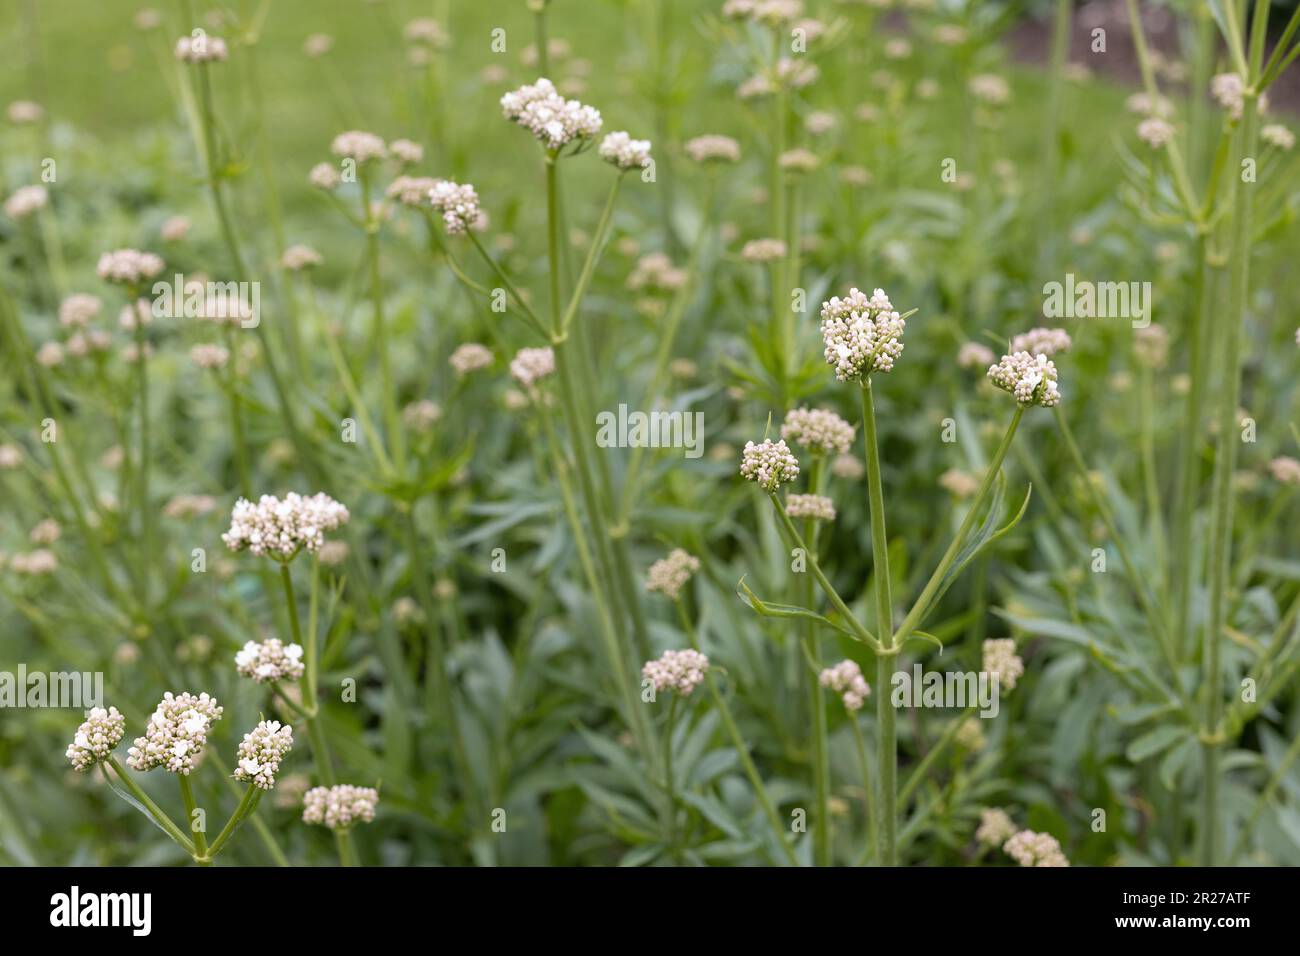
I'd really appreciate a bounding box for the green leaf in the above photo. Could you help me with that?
[1159,736,1198,791]
[924,478,1032,621]
[736,577,866,642]
[101,770,181,844]
[1126,725,1189,763]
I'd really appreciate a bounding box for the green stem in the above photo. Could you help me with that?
[179,773,208,864]
[205,784,261,860]
[105,757,194,855]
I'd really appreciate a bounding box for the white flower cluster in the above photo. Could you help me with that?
[955,717,987,750]
[97,248,165,285]
[781,407,855,455]
[969,73,1010,105]
[10,549,57,574]
[645,548,701,600]
[162,494,218,518]
[235,638,305,683]
[975,807,1016,847]
[4,185,47,220]
[642,649,710,696]
[684,134,741,164]
[987,351,1061,407]
[390,138,423,165]
[509,347,556,391]
[599,131,652,170]
[1269,456,1300,486]
[1003,829,1070,867]
[428,179,484,234]
[309,163,341,190]
[450,342,493,375]
[386,175,439,207]
[221,492,351,560]
[281,244,323,271]
[232,720,294,790]
[957,341,995,369]
[1137,117,1175,149]
[175,34,229,63]
[404,399,442,431]
[740,238,787,263]
[190,343,230,369]
[819,659,871,711]
[1262,124,1295,150]
[1134,324,1169,368]
[330,130,388,163]
[302,784,380,829]
[982,638,1025,691]
[786,493,836,521]
[126,692,224,775]
[820,287,906,379]
[1009,327,1071,356]
[58,294,102,328]
[1126,91,1174,118]
[939,468,980,499]
[500,78,602,150]
[740,439,800,492]
[66,707,126,771]
[627,253,686,292]
[1210,72,1266,120]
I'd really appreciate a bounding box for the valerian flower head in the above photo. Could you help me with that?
[599,131,652,170]
[1134,324,1169,369]
[386,175,439,207]
[741,439,800,491]
[819,659,871,711]
[509,347,556,392]
[4,185,48,220]
[627,253,686,293]
[1010,327,1071,356]
[235,638,305,683]
[232,720,294,790]
[126,692,223,775]
[982,638,1025,691]
[684,134,741,164]
[781,407,856,455]
[642,649,710,696]
[820,287,906,379]
[58,294,102,328]
[1269,456,1300,486]
[389,138,424,165]
[954,717,987,751]
[1003,829,1070,867]
[1137,117,1175,148]
[645,549,701,600]
[67,707,126,771]
[302,784,379,829]
[450,342,493,375]
[309,162,341,190]
[939,468,980,499]
[1261,124,1295,150]
[500,77,602,151]
[976,807,1017,847]
[281,244,323,271]
[740,238,787,263]
[1211,72,1267,121]
[190,344,230,369]
[330,130,388,164]
[221,493,351,560]
[97,248,165,286]
[785,493,836,521]
[427,179,484,234]
[831,452,865,480]
[987,351,1061,407]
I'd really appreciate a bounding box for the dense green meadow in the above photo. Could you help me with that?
[1,0,1298,868]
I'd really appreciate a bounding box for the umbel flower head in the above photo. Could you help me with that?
[222,493,351,560]
[126,692,223,775]
[781,407,855,455]
[428,179,484,234]
[450,342,493,375]
[820,287,906,380]
[302,784,380,830]
[500,77,603,151]
[786,493,836,521]
[1009,327,1071,356]
[4,185,47,220]
[982,638,1025,691]
[598,131,653,170]
[232,720,294,790]
[819,660,870,711]
[235,638,305,683]
[645,548,701,600]
[97,248,165,286]
[66,706,126,771]
[741,439,800,492]
[684,134,741,164]
[1003,829,1070,867]
[509,347,556,392]
[976,807,1017,847]
[330,130,388,164]
[987,351,1062,407]
[59,293,102,328]
[642,649,710,696]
